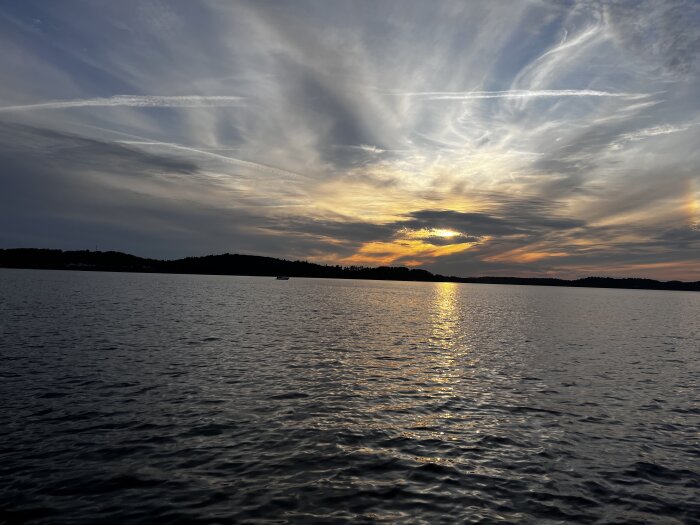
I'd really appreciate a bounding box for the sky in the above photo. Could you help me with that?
[1,0,699,280]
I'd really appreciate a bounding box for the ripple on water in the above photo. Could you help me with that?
[1,271,699,523]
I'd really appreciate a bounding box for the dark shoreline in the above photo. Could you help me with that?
[1,248,698,292]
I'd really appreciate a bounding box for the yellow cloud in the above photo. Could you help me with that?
[485,245,569,263]
[308,160,501,223]
[338,238,482,266]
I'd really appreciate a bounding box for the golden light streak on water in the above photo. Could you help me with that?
[430,282,459,349]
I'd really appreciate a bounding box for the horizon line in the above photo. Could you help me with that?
[1,247,698,286]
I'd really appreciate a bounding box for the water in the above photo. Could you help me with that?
[1,269,699,524]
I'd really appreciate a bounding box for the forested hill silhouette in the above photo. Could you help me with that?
[1,248,698,292]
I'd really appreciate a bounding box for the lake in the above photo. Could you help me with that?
[1,269,698,523]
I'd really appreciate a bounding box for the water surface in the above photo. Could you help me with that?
[1,269,699,523]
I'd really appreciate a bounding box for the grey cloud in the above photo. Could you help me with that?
[0,121,268,257]
[0,122,199,177]
[402,208,584,237]
[273,217,396,244]
[606,0,700,77]
[296,68,378,150]
[402,210,523,236]
[653,226,700,249]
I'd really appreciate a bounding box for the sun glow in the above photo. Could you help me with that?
[433,229,460,238]
[399,227,463,240]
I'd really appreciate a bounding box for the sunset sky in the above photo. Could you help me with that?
[1,0,699,279]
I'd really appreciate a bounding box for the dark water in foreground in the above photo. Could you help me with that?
[1,269,699,524]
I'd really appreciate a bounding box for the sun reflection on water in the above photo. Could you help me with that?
[327,282,489,452]
[430,281,478,371]
[430,282,459,349]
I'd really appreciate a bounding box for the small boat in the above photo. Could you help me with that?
[276,276,290,280]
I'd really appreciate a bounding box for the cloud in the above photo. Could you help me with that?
[605,0,700,77]
[116,140,308,181]
[611,123,693,148]
[0,122,198,175]
[0,95,246,112]
[0,0,699,279]
[402,209,583,237]
[338,238,481,267]
[383,89,648,101]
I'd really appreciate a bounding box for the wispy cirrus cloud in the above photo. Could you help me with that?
[0,0,699,279]
[116,140,308,181]
[382,89,648,101]
[0,95,245,112]
[613,123,694,145]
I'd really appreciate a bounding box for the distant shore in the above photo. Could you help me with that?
[1,248,698,292]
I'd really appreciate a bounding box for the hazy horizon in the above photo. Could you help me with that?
[1,1,699,280]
